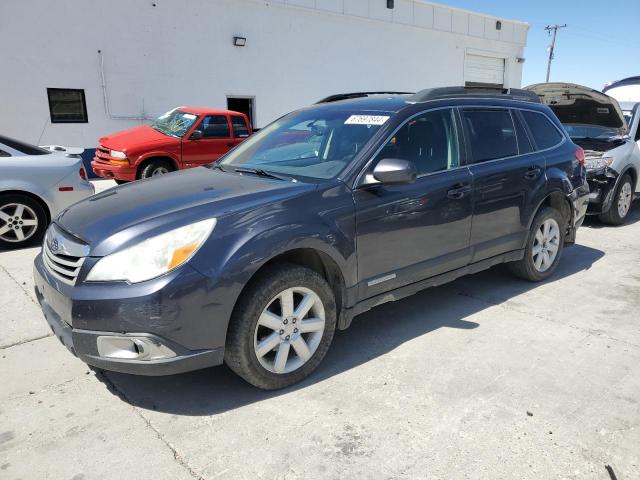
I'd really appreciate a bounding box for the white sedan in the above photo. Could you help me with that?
[0,136,95,249]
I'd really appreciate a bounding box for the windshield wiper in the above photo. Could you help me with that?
[234,167,291,181]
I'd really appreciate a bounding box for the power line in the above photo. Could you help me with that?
[545,24,567,82]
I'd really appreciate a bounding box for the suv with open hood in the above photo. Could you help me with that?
[527,83,640,225]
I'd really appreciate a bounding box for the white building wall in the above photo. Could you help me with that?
[0,0,528,148]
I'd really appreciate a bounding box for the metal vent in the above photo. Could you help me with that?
[42,225,89,286]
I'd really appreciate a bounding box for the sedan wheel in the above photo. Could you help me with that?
[532,218,560,273]
[253,287,325,374]
[0,203,39,243]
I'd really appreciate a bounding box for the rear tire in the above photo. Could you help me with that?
[224,263,337,390]
[114,179,129,185]
[508,207,565,282]
[0,194,48,250]
[139,159,174,179]
[599,174,633,226]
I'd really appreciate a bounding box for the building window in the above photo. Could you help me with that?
[47,88,88,123]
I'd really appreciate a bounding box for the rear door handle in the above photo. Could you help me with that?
[524,167,542,179]
[447,183,471,200]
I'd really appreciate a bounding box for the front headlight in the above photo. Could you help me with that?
[110,150,127,159]
[86,218,216,283]
[584,156,614,171]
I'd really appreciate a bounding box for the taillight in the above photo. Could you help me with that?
[79,166,87,179]
[575,147,585,166]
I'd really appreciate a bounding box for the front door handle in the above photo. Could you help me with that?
[524,166,542,179]
[447,183,471,200]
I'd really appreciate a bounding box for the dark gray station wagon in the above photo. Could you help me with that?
[34,87,590,389]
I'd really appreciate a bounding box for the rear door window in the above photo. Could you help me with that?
[231,116,250,138]
[200,115,231,138]
[521,111,564,150]
[462,109,518,163]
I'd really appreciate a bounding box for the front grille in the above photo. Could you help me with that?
[42,226,89,286]
[95,145,111,162]
[43,242,85,285]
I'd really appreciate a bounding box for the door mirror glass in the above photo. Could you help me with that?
[372,158,417,185]
[190,130,203,140]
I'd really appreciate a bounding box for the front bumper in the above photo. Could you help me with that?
[586,167,618,215]
[33,254,225,376]
[91,157,137,181]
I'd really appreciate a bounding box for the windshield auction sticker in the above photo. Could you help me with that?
[344,115,390,126]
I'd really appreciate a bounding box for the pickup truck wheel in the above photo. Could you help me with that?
[224,263,336,390]
[140,160,174,179]
[0,194,47,250]
[508,207,565,282]
[599,174,633,226]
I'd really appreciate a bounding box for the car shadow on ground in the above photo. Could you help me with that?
[98,243,605,416]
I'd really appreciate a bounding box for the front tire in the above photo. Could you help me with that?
[139,159,174,179]
[508,207,565,282]
[224,263,337,390]
[0,194,47,250]
[599,174,633,226]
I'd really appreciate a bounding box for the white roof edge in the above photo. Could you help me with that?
[414,0,530,28]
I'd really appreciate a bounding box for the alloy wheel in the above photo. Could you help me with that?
[532,218,560,273]
[151,166,169,176]
[618,181,632,219]
[0,203,39,243]
[253,287,325,374]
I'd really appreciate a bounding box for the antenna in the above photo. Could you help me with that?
[545,24,567,82]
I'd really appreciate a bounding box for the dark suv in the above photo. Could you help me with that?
[34,87,589,389]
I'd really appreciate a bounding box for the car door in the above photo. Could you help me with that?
[353,108,473,299]
[461,107,546,262]
[182,114,233,167]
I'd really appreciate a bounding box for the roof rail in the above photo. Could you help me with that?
[408,86,541,104]
[316,91,414,104]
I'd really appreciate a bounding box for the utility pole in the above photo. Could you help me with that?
[545,24,567,82]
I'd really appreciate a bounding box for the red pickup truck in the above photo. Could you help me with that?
[92,107,252,183]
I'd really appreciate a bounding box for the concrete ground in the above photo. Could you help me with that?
[1,179,639,480]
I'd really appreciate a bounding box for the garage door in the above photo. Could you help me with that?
[464,54,505,87]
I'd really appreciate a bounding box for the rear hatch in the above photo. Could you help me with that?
[526,83,628,153]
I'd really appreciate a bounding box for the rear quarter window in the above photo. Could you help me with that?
[521,111,564,150]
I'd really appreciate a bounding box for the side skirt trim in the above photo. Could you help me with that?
[338,249,524,330]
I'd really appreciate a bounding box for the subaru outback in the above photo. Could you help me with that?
[34,87,589,389]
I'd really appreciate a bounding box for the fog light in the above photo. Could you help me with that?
[97,336,176,360]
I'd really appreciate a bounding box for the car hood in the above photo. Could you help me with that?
[526,82,627,134]
[98,125,176,150]
[56,167,314,253]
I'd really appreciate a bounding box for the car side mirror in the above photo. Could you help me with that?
[371,158,417,185]
[190,130,203,140]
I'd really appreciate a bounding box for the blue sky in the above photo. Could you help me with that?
[442,0,640,90]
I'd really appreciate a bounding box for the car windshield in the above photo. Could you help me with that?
[0,135,52,156]
[563,124,624,140]
[219,109,389,182]
[151,109,199,138]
